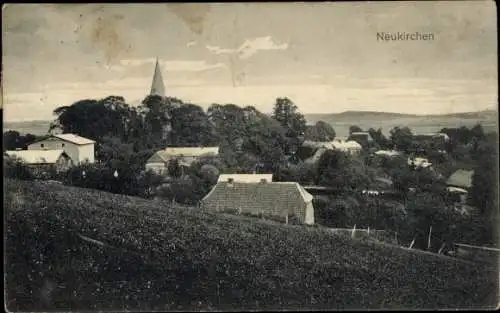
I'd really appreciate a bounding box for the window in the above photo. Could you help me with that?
[41,144,44,148]
[62,143,65,147]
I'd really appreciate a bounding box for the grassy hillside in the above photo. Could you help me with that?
[305,110,498,137]
[5,179,498,311]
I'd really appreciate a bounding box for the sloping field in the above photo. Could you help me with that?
[4,179,499,311]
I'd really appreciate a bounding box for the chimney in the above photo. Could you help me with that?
[227,178,234,187]
[260,178,267,184]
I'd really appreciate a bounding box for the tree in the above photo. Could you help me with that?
[368,128,391,149]
[390,126,413,151]
[349,125,363,134]
[304,121,336,141]
[316,150,370,193]
[169,103,219,147]
[272,97,307,135]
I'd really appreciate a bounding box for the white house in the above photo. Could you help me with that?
[331,137,362,155]
[5,149,73,174]
[28,133,95,165]
[145,146,220,175]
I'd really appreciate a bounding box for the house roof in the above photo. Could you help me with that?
[302,140,333,149]
[375,150,402,157]
[201,181,313,217]
[446,169,474,189]
[53,133,96,145]
[5,149,67,164]
[408,157,432,168]
[217,174,273,183]
[332,140,362,150]
[164,147,219,157]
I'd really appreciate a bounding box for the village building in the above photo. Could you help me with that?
[348,131,373,147]
[27,133,96,165]
[446,169,474,204]
[5,149,73,176]
[374,150,402,157]
[145,147,220,175]
[331,137,362,155]
[201,176,315,225]
[408,156,432,169]
[217,173,273,183]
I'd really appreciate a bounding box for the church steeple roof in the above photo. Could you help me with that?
[150,57,166,97]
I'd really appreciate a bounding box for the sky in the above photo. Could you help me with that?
[2,2,498,122]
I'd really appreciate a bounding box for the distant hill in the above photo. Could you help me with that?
[305,109,498,137]
[3,120,52,135]
[5,179,498,311]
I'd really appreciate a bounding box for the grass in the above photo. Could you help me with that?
[4,179,499,311]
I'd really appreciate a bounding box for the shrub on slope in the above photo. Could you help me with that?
[5,179,498,311]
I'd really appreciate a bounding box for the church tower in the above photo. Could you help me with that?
[150,57,166,97]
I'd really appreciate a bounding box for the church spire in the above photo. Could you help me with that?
[150,57,166,97]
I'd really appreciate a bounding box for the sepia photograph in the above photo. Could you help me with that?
[3,2,499,311]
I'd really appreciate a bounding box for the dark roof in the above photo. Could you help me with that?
[201,182,313,217]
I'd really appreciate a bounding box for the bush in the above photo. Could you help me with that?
[4,158,35,180]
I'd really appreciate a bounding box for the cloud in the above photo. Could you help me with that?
[107,59,227,73]
[206,36,289,59]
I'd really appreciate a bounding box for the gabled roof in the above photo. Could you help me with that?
[218,174,273,183]
[446,169,474,189]
[332,140,362,150]
[165,147,219,157]
[201,181,313,217]
[302,140,333,149]
[146,147,220,164]
[375,150,402,157]
[5,149,68,164]
[53,134,95,145]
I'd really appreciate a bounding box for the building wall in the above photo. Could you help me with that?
[145,162,167,175]
[304,201,315,225]
[78,144,95,164]
[28,139,94,165]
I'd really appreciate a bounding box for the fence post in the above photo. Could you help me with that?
[427,226,432,250]
[367,227,370,236]
[285,214,289,225]
[408,236,416,249]
[351,224,357,238]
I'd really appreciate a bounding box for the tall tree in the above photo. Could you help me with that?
[169,103,219,147]
[390,126,413,151]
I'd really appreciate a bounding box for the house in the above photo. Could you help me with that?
[217,173,273,183]
[27,133,95,165]
[348,131,373,147]
[301,140,333,150]
[446,169,474,204]
[5,149,73,175]
[145,146,220,175]
[201,179,315,225]
[408,157,432,169]
[331,137,362,155]
[374,150,402,157]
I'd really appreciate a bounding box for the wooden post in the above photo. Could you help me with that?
[427,226,432,250]
[438,243,446,254]
[285,214,289,225]
[367,227,370,236]
[409,236,416,249]
[351,224,357,238]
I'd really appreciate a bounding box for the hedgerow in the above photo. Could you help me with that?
[4,179,498,311]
